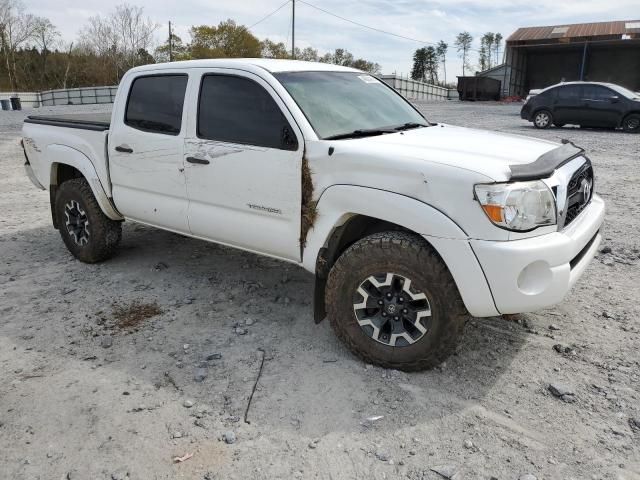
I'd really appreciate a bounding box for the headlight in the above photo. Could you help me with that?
[474,181,556,231]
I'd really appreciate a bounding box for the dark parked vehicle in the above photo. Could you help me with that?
[521,82,640,132]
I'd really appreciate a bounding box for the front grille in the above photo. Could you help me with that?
[564,161,593,227]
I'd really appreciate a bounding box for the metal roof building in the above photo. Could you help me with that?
[499,20,640,97]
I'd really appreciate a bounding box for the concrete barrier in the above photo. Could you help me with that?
[379,75,457,101]
[0,92,41,108]
[0,86,118,108]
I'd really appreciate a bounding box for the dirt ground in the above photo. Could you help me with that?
[1,101,638,480]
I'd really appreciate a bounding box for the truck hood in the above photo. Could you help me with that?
[359,123,559,181]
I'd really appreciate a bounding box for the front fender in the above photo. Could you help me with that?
[48,144,123,221]
[303,185,499,318]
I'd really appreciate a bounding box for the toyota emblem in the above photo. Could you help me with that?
[580,178,592,202]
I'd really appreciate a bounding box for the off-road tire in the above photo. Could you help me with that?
[622,114,640,133]
[533,110,552,129]
[325,231,468,371]
[55,178,122,263]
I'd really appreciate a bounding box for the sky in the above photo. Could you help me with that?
[26,0,640,79]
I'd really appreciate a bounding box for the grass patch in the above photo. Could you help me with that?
[112,301,162,330]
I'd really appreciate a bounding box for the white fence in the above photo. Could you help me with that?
[3,77,455,109]
[0,91,40,108]
[0,86,118,108]
[380,75,456,101]
[39,86,118,106]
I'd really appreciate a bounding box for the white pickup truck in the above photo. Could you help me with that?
[22,59,605,370]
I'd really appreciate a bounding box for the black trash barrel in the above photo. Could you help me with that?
[10,97,21,110]
[0,99,11,111]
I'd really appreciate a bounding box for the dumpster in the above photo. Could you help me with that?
[10,96,21,110]
[0,99,11,111]
[457,76,501,101]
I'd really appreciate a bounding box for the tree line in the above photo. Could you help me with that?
[410,31,503,86]
[0,0,381,91]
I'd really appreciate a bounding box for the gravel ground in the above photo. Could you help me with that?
[1,101,639,480]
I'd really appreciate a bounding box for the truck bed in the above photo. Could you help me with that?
[24,112,111,131]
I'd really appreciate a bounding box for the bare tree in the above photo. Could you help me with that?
[436,40,448,85]
[111,4,157,69]
[494,33,503,65]
[79,3,157,82]
[32,16,59,81]
[455,31,473,76]
[0,0,37,90]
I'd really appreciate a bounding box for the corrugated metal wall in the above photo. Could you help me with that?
[504,41,640,96]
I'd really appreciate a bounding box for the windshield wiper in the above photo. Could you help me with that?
[324,127,397,140]
[394,122,429,131]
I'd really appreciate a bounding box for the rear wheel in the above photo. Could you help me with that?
[55,178,122,263]
[325,231,468,371]
[533,110,552,129]
[622,114,640,133]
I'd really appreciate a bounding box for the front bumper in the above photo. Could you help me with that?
[470,194,605,314]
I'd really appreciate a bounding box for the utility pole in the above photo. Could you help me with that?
[168,21,173,62]
[291,0,295,59]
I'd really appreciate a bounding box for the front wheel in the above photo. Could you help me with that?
[325,231,468,371]
[533,110,553,129]
[55,178,122,263]
[623,114,640,133]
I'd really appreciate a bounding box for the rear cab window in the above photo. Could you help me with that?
[125,75,188,135]
[197,74,297,150]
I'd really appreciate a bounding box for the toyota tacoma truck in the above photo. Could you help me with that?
[21,59,605,371]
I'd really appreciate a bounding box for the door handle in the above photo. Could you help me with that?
[186,157,210,165]
[115,145,133,153]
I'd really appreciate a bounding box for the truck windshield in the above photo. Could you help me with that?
[274,71,429,139]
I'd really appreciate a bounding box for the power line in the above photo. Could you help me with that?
[297,0,437,46]
[296,1,499,58]
[249,0,292,30]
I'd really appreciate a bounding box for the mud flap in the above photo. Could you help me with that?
[313,275,327,323]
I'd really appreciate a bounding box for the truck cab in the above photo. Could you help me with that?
[21,59,605,371]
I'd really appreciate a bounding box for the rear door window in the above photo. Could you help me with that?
[125,75,188,135]
[197,74,297,150]
[557,85,582,100]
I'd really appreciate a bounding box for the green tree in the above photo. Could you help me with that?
[351,58,381,74]
[480,32,495,71]
[261,38,289,59]
[154,33,188,62]
[455,31,473,76]
[411,47,427,82]
[189,19,261,59]
[315,47,379,73]
[424,46,438,84]
[295,46,319,62]
[436,40,448,85]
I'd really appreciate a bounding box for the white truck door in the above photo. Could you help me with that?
[108,73,191,232]
[184,71,303,262]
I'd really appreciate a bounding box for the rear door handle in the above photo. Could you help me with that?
[186,157,210,165]
[115,145,133,153]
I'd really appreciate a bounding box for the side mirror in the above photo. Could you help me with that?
[609,95,620,103]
